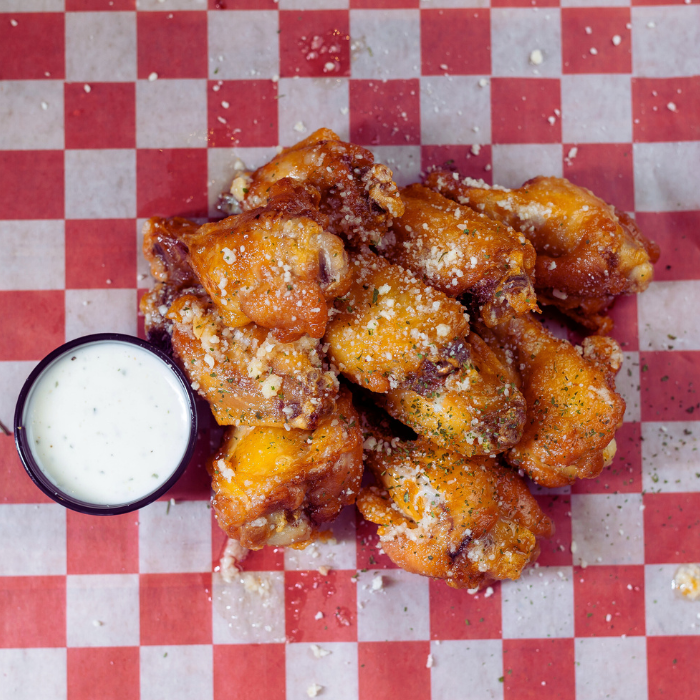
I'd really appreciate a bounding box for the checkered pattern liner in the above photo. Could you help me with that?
[1,1,699,698]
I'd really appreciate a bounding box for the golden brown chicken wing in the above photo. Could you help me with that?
[209,387,363,549]
[380,184,538,327]
[485,313,626,487]
[426,172,660,333]
[356,426,553,589]
[142,216,200,289]
[229,128,404,247]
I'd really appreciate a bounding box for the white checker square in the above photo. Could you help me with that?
[0,220,64,291]
[138,500,212,574]
[278,78,349,146]
[208,11,279,80]
[561,75,632,144]
[632,7,700,78]
[646,564,700,636]
[561,0,627,6]
[571,493,645,566]
[501,566,574,639]
[420,76,491,145]
[285,642,358,700]
[634,142,700,212]
[67,574,139,648]
[617,351,641,424]
[491,9,562,78]
[638,281,700,352]
[0,649,66,700]
[0,361,37,430]
[492,144,562,189]
[211,571,285,645]
[642,422,700,494]
[575,637,648,700]
[65,289,137,341]
[431,640,503,700]
[140,646,213,700]
[420,0,488,7]
[136,79,207,149]
[281,0,348,8]
[0,0,65,10]
[285,507,357,571]
[357,569,430,642]
[0,81,63,150]
[0,504,66,576]
[65,149,136,219]
[350,10,420,80]
[65,12,137,82]
[138,0,207,9]
[367,146,421,188]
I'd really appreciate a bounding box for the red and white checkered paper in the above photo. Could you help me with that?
[1,1,699,698]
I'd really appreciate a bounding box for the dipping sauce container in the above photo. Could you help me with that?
[14,334,198,515]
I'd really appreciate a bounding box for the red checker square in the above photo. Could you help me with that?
[606,294,638,352]
[140,573,212,645]
[491,78,561,144]
[285,570,357,643]
[358,641,431,700]
[208,0,278,9]
[67,510,138,575]
[65,82,135,150]
[0,576,65,648]
[647,637,700,700]
[640,351,700,421]
[279,11,350,79]
[207,80,278,148]
[0,14,64,80]
[534,495,572,567]
[563,143,634,213]
[137,12,208,80]
[421,9,490,76]
[503,638,575,700]
[356,512,398,571]
[349,79,420,146]
[633,77,700,143]
[214,644,285,700]
[0,435,52,504]
[351,0,419,8]
[211,512,285,573]
[67,647,139,700]
[65,219,136,290]
[67,0,135,9]
[0,151,64,220]
[421,145,493,186]
[562,8,631,75]
[573,422,642,495]
[0,291,64,362]
[644,493,700,565]
[636,212,700,282]
[429,578,501,640]
[574,565,645,637]
[137,149,208,219]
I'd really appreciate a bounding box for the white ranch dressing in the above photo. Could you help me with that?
[24,341,191,505]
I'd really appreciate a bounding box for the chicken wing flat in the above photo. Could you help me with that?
[142,216,200,289]
[486,313,626,487]
[426,172,660,333]
[380,184,537,327]
[356,429,552,589]
[229,128,404,247]
[168,291,338,429]
[209,387,363,549]
[179,180,352,343]
[323,248,526,455]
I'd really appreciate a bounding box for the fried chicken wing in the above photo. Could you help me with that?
[142,216,200,289]
[485,313,626,487]
[356,429,552,589]
[426,172,660,333]
[323,249,526,455]
[209,387,363,549]
[380,184,537,327]
[229,128,404,246]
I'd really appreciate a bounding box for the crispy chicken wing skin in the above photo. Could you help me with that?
[208,388,363,550]
[426,172,660,333]
[180,180,352,343]
[230,128,404,247]
[380,184,538,327]
[356,430,552,589]
[486,313,626,487]
[142,216,201,289]
[323,249,526,455]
